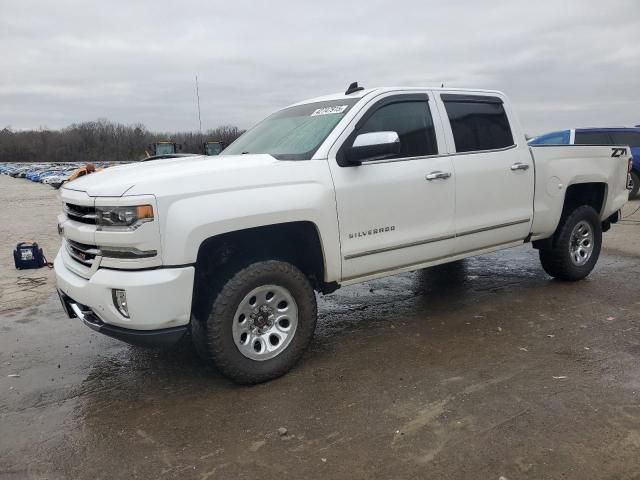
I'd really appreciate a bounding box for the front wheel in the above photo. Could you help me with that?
[539,205,602,281]
[192,260,317,384]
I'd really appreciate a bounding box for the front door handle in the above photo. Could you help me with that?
[511,163,530,171]
[426,171,452,181]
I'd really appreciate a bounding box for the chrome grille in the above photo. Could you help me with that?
[64,203,97,224]
[65,240,100,266]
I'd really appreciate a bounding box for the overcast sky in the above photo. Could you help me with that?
[1,0,639,135]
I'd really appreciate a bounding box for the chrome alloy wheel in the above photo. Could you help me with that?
[569,220,594,266]
[231,285,298,361]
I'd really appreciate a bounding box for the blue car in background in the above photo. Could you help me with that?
[529,127,640,199]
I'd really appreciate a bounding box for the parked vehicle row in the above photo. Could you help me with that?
[529,127,640,199]
[2,145,224,186]
[0,162,120,188]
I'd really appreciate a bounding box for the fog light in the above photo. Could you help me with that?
[112,289,129,318]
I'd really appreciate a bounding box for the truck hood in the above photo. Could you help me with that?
[63,154,280,197]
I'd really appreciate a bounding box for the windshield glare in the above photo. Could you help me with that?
[222,99,359,160]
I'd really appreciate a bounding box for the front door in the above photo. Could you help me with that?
[327,93,456,281]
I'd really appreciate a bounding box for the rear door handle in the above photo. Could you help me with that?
[511,163,530,171]
[426,171,452,181]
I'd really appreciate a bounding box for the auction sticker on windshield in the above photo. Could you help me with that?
[311,105,348,116]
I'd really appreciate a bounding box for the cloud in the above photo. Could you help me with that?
[1,0,639,134]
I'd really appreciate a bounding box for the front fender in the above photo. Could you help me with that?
[157,182,341,282]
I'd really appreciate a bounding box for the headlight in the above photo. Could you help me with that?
[96,205,154,229]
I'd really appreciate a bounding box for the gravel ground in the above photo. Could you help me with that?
[0,174,639,480]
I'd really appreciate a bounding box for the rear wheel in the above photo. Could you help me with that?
[539,205,602,281]
[192,260,317,384]
[629,170,639,199]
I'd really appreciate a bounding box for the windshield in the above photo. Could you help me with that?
[155,143,176,155]
[205,143,224,155]
[222,99,359,160]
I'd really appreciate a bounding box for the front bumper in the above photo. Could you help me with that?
[57,290,188,348]
[55,251,195,345]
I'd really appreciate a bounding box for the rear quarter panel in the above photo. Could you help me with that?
[530,145,630,239]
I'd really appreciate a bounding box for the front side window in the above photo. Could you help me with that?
[574,131,612,145]
[442,96,514,153]
[222,99,358,160]
[356,101,438,158]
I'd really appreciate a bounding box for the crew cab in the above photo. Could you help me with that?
[55,84,631,384]
[529,127,640,198]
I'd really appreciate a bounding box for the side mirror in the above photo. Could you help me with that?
[347,131,400,164]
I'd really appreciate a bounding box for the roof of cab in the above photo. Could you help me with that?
[288,86,506,108]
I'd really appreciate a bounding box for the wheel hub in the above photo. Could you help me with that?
[250,305,274,332]
[231,284,299,361]
[569,220,594,266]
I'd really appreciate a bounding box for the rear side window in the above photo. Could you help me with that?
[442,96,514,153]
[574,131,612,145]
[358,101,438,158]
[609,131,640,147]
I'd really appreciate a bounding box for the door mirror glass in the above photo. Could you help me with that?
[348,131,401,164]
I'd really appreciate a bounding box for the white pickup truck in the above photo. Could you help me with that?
[55,84,632,383]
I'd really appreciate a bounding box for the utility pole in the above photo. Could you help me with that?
[195,75,203,135]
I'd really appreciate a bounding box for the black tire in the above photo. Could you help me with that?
[629,170,639,200]
[192,260,317,384]
[539,205,602,281]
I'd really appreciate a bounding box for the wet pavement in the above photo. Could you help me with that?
[2,243,640,479]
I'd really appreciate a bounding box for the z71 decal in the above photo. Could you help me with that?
[611,147,627,158]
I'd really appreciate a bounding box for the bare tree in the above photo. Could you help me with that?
[0,120,245,163]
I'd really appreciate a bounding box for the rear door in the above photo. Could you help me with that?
[435,93,534,254]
